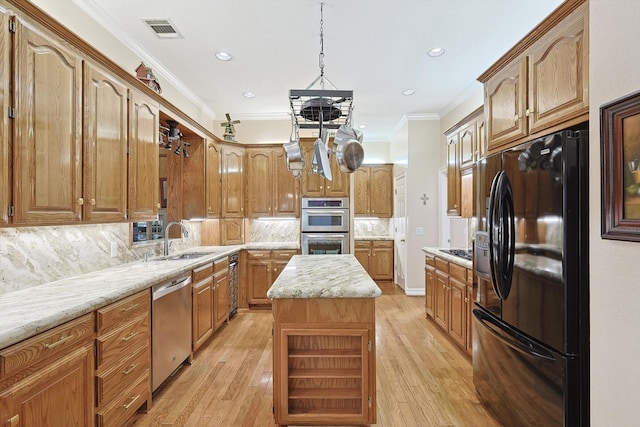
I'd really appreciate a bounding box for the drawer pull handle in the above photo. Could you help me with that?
[44,335,72,349]
[123,394,141,409]
[121,303,140,312]
[122,363,139,375]
[121,331,139,342]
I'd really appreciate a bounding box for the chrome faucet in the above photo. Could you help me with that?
[164,221,189,256]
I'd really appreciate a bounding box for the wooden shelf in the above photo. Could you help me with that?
[288,388,361,399]
[288,349,360,358]
[288,368,361,379]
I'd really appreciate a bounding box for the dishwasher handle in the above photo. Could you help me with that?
[152,275,192,301]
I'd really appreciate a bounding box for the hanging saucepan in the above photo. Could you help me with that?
[283,139,304,177]
[333,124,364,173]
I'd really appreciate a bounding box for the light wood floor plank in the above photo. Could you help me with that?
[130,282,500,426]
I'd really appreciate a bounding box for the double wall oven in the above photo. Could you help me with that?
[301,198,350,255]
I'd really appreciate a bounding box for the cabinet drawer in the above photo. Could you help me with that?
[272,250,297,260]
[449,262,467,281]
[96,316,149,369]
[425,255,435,267]
[96,290,149,334]
[435,258,449,273]
[96,373,150,427]
[372,240,393,248]
[96,346,149,407]
[354,240,370,249]
[214,257,229,274]
[0,313,94,378]
[247,250,269,260]
[193,263,214,283]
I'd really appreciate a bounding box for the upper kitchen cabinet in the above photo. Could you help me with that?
[446,133,460,216]
[12,17,83,225]
[480,0,588,152]
[221,144,244,218]
[83,61,128,223]
[0,7,9,226]
[128,89,160,221]
[354,164,393,218]
[206,140,221,218]
[246,146,299,218]
[300,138,349,198]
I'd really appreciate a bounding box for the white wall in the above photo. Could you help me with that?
[589,1,640,425]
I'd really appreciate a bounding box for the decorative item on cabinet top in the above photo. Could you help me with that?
[285,2,364,180]
[221,113,241,142]
[135,62,161,94]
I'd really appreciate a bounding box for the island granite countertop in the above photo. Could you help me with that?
[267,254,382,299]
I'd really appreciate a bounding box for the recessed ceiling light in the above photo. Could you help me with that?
[215,51,232,61]
[359,124,367,129]
[243,92,256,98]
[427,47,445,57]
[402,89,415,96]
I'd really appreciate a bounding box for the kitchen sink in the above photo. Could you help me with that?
[151,252,215,261]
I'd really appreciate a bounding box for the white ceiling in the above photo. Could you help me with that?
[61,0,563,141]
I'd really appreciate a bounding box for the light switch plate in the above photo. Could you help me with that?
[110,241,117,257]
[416,227,424,236]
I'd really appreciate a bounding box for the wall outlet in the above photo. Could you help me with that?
[367,223,372,232]
[110,241,117,258]
[416,227,424,236]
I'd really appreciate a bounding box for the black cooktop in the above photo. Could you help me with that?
[439,248,472,261]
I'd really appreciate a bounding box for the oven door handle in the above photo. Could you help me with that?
[304,234,348,238]
[304,210,347,215]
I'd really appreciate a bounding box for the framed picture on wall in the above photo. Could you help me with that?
[601,90,640,241]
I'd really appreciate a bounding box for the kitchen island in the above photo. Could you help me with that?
[267,255,381,426]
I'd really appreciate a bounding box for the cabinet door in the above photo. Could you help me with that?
[205,139,220,218]
[246,149,272,217]
[214,272,229,330]
[128,89,160,221]
[460,167,474,218]
[246,257,271,305]
[192,278,214,352]
[181,136,206,220]
[221,145,244,217]
[448,276,467,349]
[0,9,9,225]
[425,264,436,318]
[353,167,369,216]
[446,135,460,216]
[354,241,371,272]
[325,143,350,198]
[220,218,243,245]
[0,345,94,427]
[83,62,128,222]
[273,149,300,217]
[528,3,588,134]
[369,166,393,217]
[13,19,83,224]
[477,117,487,160]
[300,139,325,197]
[466,283,474,355]
[485,58,528,151]
[434,270,449,331]
[370,241,393,281]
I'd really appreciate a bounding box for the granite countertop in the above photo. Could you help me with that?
[0,242,299,350]
[422,247,473,268]
[266,255,382,299]
[354,236,393,241]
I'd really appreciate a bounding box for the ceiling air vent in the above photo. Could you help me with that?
[142,18,182,39]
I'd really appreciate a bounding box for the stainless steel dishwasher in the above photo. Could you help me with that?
[151,273,192,391]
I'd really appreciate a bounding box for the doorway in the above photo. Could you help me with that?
[393,172,406,289]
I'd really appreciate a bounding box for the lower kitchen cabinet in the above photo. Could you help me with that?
[213,257,230,330]
[354,240,393,282]
[0,314,95,427]
[192,263,215,352]
[95,290,151,427]
[244,250,297,306]
[425,254,473,356]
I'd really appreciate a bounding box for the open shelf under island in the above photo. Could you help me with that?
[267,255,382,426]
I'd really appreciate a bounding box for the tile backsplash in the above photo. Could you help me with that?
[246,219,300,243]
[353,218,392,238]
[0,221,201,294]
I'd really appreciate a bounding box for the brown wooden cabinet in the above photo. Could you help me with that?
[354,165,393,218]
[180,136,221,220]
[192,263,215,352]
[83,61,129,223]
[0,7,9,226]
[0,314,95,427]
[426,255,473,356]
[300,138,349,198]
[354,240,393,282]
[245,250,296,306]
[272,298,376,425]
[481,1,588,152]
[95,290,151,427]
[220,218,244,245]
[460,167,475,218]
[221,144,245,218]
[246,147,299,218]
[206,140,221,218]
[213,257,229,331]
[13,16,83,225]
[128,89,160,221]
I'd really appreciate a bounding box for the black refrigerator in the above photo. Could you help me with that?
[472,128,590,426]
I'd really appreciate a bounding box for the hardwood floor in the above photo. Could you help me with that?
[130,282,500,426]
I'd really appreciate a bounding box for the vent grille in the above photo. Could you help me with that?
[142,18,182,39]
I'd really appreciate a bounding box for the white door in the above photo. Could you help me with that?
[394,172,406,289]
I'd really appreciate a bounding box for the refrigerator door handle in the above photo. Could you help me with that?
[473,308,556,361]
[488,172,502,299]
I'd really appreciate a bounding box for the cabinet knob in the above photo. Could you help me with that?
[156,203,161,209]
[90,198,96,206]
[208,206,212,210]
[327,186,331,190]
[525,108,534,117]
[514,114,519,122]
[320,185,323,190]
[77,197,84,205]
